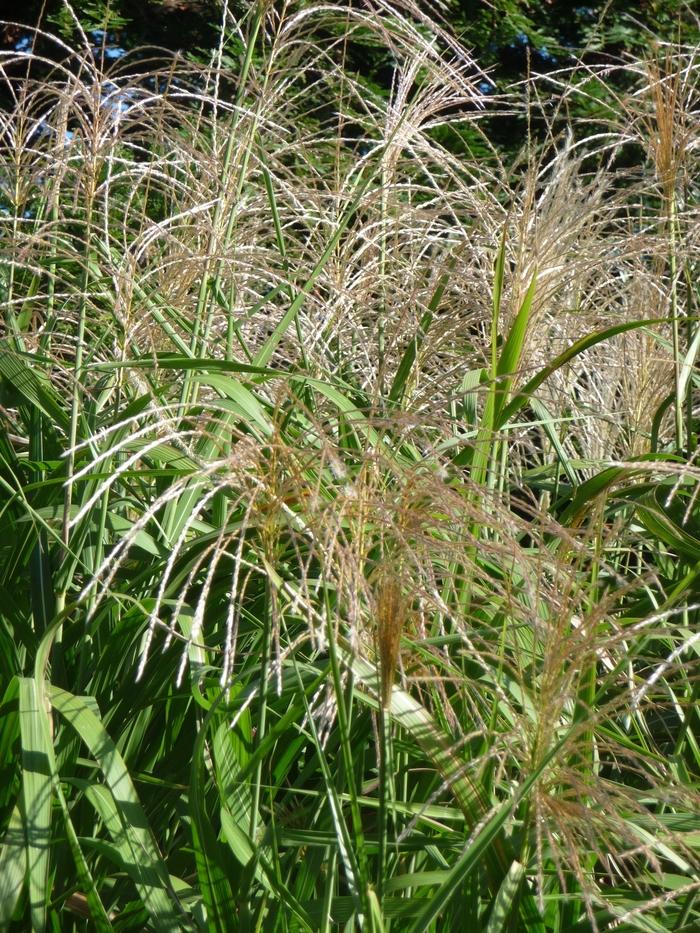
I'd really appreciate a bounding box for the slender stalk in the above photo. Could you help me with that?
[57,196,95,610]
[250,576,273,843]
[323,591,372,917]
[668,190,684,451]
[180,1,266,411]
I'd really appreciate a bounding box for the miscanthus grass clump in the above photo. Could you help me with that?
[0,2,699,930]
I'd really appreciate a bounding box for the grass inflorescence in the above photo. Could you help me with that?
[0,2,699,930]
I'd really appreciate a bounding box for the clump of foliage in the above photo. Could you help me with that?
[0,1,699,930]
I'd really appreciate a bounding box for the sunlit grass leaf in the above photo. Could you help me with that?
[0,347,70,434]
[18,677,53,932]
[498,319,656,429]
[189,699,239,932]
[0,801,26,930]
[48,686,188,932]
[484,860,525,933]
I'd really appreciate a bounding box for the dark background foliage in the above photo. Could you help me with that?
[3,1,698,83]
[2,0,696,170]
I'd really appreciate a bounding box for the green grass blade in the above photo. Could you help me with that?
[0,346,70,433]
[389,261,454,404]
[83,783,175,931]
[252,164,376,369]
[461,368,485,429]
[405,742,562,933]
[54,782,113,932]
[635,493,700,562]
[528,398,579,487]
[0,801,26,929]
[498,319,656,430]
[559,453,679,525]
[344,650,507,876]
[490,224,508,386]
[194,375,274,438]
[463,271,537,482]
[484,861,525,933]
[388,307,435,406]
[189,698,239,932]
[47,686,187,932]
[91,355,272,376]
[494,271,538,425]
[18,677,53,932]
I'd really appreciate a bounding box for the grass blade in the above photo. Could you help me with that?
[18,677,53,932]
[48,686,187,932]
[0,801,26,929]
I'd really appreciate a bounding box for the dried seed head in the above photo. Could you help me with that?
[375,569,407,708]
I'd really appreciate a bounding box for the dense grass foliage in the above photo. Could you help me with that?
[1,2,699,930]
